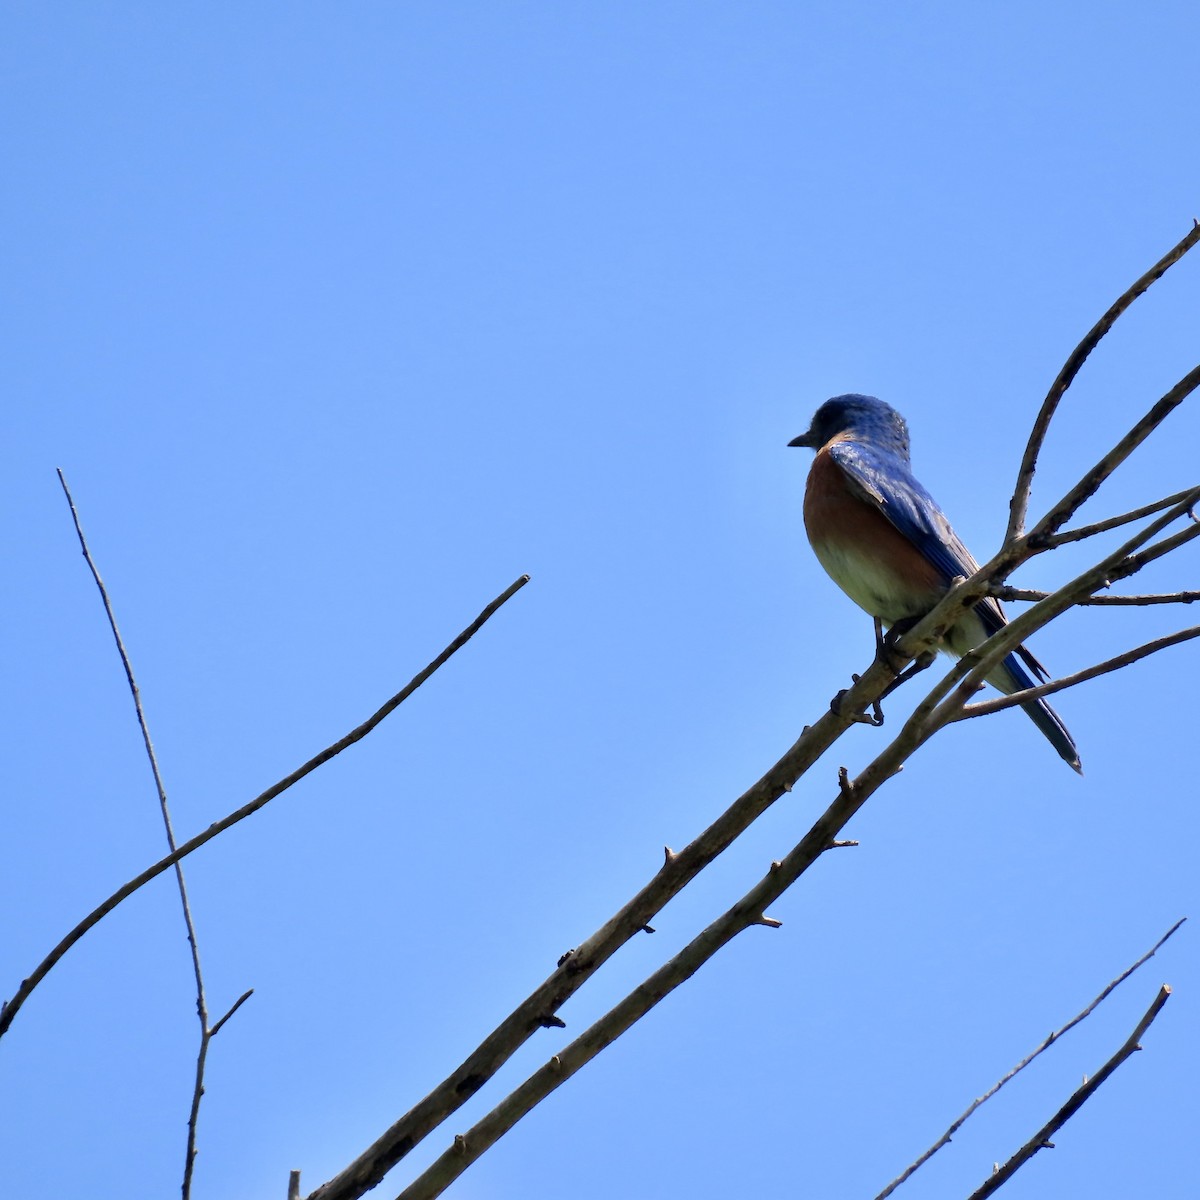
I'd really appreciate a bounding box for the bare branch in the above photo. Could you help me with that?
[993,586,1200,606]
[874,920,1185,1199]
[289,1171,302,1200]
[388,676,1000,1199]
[0,574,531,1040]
[915,491,1200,747]
[304,652,931,1200]
[1113,514,1200,578]
[313,235,1200,1199]
[1046,485,1200,547]
[956,626,1200,720]
[210,989,255,1038]
[1026,368,1200,547]
[964,985,1173,1200]
[57,469,233,1200]
[1006,221,1200,541]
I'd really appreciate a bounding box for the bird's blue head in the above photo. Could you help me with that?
[788,394,911,461]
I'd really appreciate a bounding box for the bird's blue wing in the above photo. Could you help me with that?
[828,441,980,581]
[829,441,1053,684]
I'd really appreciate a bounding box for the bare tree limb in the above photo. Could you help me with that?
[1025,367,1200,550]
[915,492,1200,749]
[888,461,1199,696]
[993,586,1200,606]
[964,985,1173,1200]
[1046,485,1200,547]
[395,636,1036,1200]
[955,626,1200,719]
[873,919,1185,1200]
[309,370,1200,1200]
[289,1171,302,1200]
[1006,221,1200,541]
[305,654,913,1200]
[386,567,1185,1200]
[0,573,531,1040]
[57,469,242,1200]
[1112,513,1200,578]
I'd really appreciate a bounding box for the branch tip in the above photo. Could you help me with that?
[210,988,254,1037]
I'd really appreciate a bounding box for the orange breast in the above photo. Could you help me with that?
[803,446,944,623]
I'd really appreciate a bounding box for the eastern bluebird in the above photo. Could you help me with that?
[789,394,1081,772]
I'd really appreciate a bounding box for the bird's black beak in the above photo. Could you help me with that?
[788,431,815,449]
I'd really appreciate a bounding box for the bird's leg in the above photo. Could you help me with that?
[875,615,937,700]
[830,618,889,726]
[830,617,938,727]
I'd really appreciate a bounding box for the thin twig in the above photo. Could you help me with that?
[1006,222,1200,541]
[956,626,1200,720]
[993,586,1200,606]
[210,988,255,1038]
[965,985,1173,1200]
[891,441,1200,686]
[1046,486,1200,547]
[917,492,1200,750]
[1025,369,1200,549]
[0,574,531,1040]
[873,920,1185,1200]
[56,470,241,1200]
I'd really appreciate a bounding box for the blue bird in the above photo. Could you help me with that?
[789,394,1081,772]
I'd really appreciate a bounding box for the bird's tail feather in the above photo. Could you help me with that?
[990,653,1082,774]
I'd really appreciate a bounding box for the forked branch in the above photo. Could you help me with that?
[0,574,531,1040]
[1006,221,1200,541]
[58,469,251,1200]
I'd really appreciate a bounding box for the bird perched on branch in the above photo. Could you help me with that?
[789,393,1081,772]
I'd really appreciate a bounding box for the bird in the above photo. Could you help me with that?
[789,393,1081,772]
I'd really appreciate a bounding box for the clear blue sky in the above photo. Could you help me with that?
[3,5,1197,1198]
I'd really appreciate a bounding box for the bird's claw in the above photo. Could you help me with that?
[831,679,885,726]
[877,616,921,673]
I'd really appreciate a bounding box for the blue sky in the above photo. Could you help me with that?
[3,5,1197,1198]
